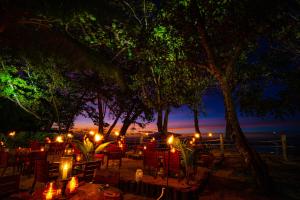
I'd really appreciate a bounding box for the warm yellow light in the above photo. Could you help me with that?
[89,130,95,136]
[208,132,213,137]
[94,134,103,142]
[143,145,147,150]
[68,176,78,194]
[145,133,149,136]
[151,137,155,141]
[56,136,63,143]
[167,135,174,145]
[9,131,15,137]
[195,133,200,138]
[170,147,176,153]
[189,141,193,145]
[76,154,81,162]
[67,133,73,138]
[40,147,45,152]
[192,137,195,142]
[44,182,56,200]
[115,131,120,137]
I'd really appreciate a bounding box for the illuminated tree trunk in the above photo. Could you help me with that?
[193,109,202,140]
[97,92,104,134]
[157,108,163,133]
[162,107,170,134]
[220,79,271,191]
[225,106,233,140]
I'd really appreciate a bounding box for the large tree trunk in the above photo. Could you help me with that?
[157,108,163,133]
[221,80,271,192]
[193,109,202,140]
[224,106,233,140]
[97,92,104,134]
[120,110,143,136]
[162,107,170,134]
[105,112,122,139]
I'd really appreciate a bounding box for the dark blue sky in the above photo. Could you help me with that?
[75,90,300,134]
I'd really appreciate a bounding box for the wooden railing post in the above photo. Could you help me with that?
[220,133,224,156]
[281,134,288,161]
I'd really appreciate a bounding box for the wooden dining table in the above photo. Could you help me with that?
[32,183,122,200]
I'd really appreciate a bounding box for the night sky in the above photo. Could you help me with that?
[74,90,300,134]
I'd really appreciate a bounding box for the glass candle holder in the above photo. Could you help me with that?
[59,157,73,180]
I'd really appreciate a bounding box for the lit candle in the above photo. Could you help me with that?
[62,163,68,180]
[67,176,78,194]
[76,154,81,162]
[59,157,72,180]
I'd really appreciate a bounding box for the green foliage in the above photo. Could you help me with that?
[172,137,195,177]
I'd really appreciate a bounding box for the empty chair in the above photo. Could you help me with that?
[80,160,101,183]
[0,174,31,199]
[31,159,57,193]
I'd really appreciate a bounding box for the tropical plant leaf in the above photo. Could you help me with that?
[95,141,113,153]
[72,139,89,161]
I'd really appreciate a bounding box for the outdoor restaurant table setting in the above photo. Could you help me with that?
[31,182,122,200]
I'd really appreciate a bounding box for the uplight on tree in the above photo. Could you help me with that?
[9,131,16,137]
[114,131,120,137]
[167,135,174,145]
[94,134,103,142]
[89,131,95,136]
[56,136,64,143]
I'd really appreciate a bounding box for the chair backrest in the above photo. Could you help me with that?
[0,151,9,167]
[0,174,20,197]
[163,151,181,174]
[34,159,49,183]
[143,150,159,168]
[30,141,41,151]
[83,160,101,183]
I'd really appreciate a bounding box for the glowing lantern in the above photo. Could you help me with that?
[192,137,195,142]
[89,130,95,136]
[151,137,155,142]
[189,140,193,145]
[194,133,200,139]
[94,134,103,142]
[8,131,15,137]
[208,132,213,137]
[143,145,147,150]
[167,135,174,145]
[114,131,120,137]
[67,133,73,138]
[43,182,57,200]
[56,136,63,143]
[40,147,45,152]
[75,154,82,162]
[64,146,74,156]
[67,176,78,194]
[59,157,73,180]
[170,147,176,153]
[135,169,143,182]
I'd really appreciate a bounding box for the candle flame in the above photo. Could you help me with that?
[167,135,174,145]
[68,176,78,193]
[45,183,53,200]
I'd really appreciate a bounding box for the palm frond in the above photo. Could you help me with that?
[95,141,113,153]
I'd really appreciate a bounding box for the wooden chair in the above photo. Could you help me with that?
[0,151,18,176]
[80,160,101,183]
[0,174,31,199]
[163,151,181,175]
[31,159,57,193]
[106,151,122,169]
